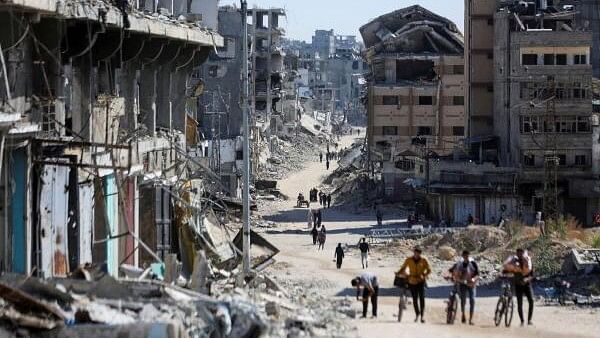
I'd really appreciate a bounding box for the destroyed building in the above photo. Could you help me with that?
[0,0,227,279]
[360,5,466,199]
[493,1,599,225]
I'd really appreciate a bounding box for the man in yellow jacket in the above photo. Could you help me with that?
[397,247,431,323]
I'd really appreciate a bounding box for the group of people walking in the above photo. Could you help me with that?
[331,238,370,270]
[351,247,535,326]
[308,188,332,208]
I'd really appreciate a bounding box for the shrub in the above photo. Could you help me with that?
[546,215,581,239]
[590,234,600,249]
[530,236,561,277]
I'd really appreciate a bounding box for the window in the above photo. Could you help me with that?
[522,54,538,65]
[452,96,465,106]
[452,126,465,136]
[382,126,398,135]
[352,61,359,70]
[395,158,415,171]
[573,82,587,99]
[556,54,567,65]
[521,116,539,133]
[574,54,587,65]
[523,154,535,167]
[544,54,555,65]
[487,18,494,26]
[487,52,494,60]
[417,126,433,135]
[487,85,494,93]
[558,154,567,166]
[577,116,590,132]
[208,65,218,77]
[382,96,399,105]
[453,65,464,75]
[236,150,243,160]
[556,82,566,100]
[555,116,576,133]
[575,155,587,166]
[418,96,433,105]
[546,154,566,166]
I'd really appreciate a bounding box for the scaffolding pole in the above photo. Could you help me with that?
[241,0,251,276]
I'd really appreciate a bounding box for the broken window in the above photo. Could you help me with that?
[395,59,436,82]
[575,155,587,166]
[522,54,538,65]
[452,126,464,136]
[417,126,433,135]
[418,96,433,105]
[382,126,398,135]
[452,96,464,106]
[577,116,590,132]
[544,54,555,65]
[382,96,399,106]
[557,154,567,166]
[523,154,535,167]
[574,54,587,65]
[556,54,567,65]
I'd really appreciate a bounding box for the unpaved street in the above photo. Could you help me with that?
[260,132,599,338]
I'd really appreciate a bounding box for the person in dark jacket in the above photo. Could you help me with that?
[311,227,318,245]
[334,243,345,269]
[327,194,332,208]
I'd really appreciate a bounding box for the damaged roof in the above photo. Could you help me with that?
[359,5,464,55]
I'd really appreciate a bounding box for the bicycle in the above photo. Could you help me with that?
[494,275,514,327]
[444,277,460,325]
[394,276,409,322]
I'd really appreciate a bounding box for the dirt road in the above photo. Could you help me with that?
[260,132,598,338]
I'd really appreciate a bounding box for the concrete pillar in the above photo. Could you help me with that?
[139,68,157,135]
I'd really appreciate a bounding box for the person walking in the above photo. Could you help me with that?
[351,272,379,318]
[376,207,383,226]
[327,194,332,208]
[448,250,479,325]
[319,152,323,163]
[318,226,327,250]
[359,238,370,269]
[311,226,318,245]
[398,247,431,323]
[504,248,534,326]
[316,209,322,227]
[319,191,324,206]
[326,160,330,170]
[334,243,344,269]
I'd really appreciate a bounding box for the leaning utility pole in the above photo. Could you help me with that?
[241,0,252,276]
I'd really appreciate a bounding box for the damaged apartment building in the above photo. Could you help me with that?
[199,6,286,190]
[492,0,599,225]
[0,0,234,280]
[360,5,467,199]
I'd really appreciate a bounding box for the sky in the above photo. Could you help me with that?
[220,0,465,41]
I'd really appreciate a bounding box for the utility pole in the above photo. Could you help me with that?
[241,0,251,276]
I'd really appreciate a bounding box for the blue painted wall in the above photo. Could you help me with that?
[11,148,27,273]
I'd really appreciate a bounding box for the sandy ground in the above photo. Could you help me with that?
[260,131,599,338]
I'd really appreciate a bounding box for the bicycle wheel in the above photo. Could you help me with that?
[398,295,405,322]
[446,294,458,324]
[505,296,514,327]
[494,298,505,327]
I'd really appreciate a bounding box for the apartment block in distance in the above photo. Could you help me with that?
[360,5,466,197]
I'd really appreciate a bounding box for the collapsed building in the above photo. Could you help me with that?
[360,5,467,200]
[0,0,239,282]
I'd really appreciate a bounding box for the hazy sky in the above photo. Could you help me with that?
[220,0,465,41]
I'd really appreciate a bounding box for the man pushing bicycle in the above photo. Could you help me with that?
[448,250,479,325]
